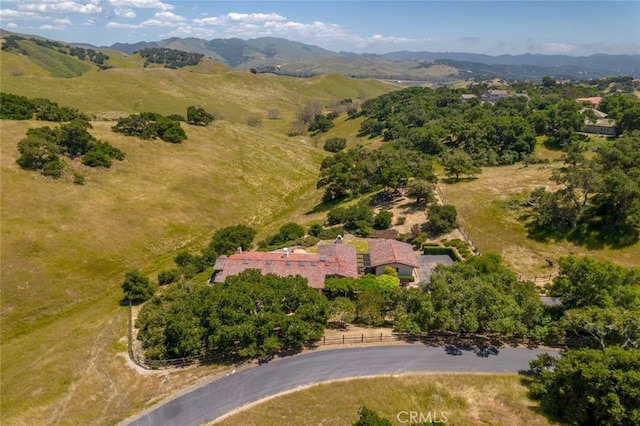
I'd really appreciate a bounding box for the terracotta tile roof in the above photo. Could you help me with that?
[212,244,358,289]
[368,239,420,268]
[576,97,602,107]
[317,243,358,278]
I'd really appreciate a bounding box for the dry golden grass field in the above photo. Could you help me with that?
[0,56,395,424]
[1,49,638,425]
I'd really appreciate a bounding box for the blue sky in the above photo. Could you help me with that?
[1,1,639,55]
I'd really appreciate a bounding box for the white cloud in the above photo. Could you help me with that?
[366,34,412,44]
[39,23,66,30]
[226,12,285,23]
[18,1,102,14]
[114,8,135,18]
[140,10,185,27]
[193,12,286,27]
[100,0,173,12]
[0,8,46,20]
[106,21,139,29]
[6,22,19,28]
[53,17,71,25]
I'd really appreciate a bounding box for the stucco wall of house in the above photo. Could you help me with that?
[374,263,415,278]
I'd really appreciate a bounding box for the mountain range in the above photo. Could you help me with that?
[3,29,640,81]
[104,36,640,80]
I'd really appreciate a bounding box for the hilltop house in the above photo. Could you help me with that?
[211,239,422,290]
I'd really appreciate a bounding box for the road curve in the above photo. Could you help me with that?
[124,345,558,426]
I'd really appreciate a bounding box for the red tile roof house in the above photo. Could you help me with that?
[367,239,420,282]
[211,243,358,290]
[211,239,422,290]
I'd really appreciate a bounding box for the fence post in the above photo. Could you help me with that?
[380,333,382,342]
[343,335,345,344]
[323,335,326,345]
[362,334,364,343]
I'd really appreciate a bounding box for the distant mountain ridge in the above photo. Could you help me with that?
[2,29,639,80]
[110,36,337,69]
[105,36,640,77]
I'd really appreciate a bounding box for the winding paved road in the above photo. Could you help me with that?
[124,344,558,426]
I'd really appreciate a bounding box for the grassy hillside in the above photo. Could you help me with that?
[0,52,396,424]
[439,160,640,279]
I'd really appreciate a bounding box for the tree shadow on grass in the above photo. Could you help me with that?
[398,200,427,215]
[525,219,639,250]
[518,373,565,425]
[440,176,479,185]
[306,195,354,215]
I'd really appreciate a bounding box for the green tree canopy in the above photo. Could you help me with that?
[441,149,481,181]
[136,270,330,359]
[529,347,640,426]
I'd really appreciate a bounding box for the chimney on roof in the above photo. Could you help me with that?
[335,235,343,244]
[284,247,289,258]
[237,246,242,253]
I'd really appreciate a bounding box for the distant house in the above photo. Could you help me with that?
[212,244,358,290]
[460,94,477,101]
[367,239,420,280]
[581,108,617,136]
[481,89,509,103]
[576,97,602,108]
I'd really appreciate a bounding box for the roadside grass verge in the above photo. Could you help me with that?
[214,373,557,426]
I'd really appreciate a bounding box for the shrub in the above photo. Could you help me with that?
[158,268,181,285]
[247,115,263,128]
[330,297,356,325]
[351,220,372,237]
[41,158,65,178]
[82,148,112,167]
[373,210,393,230]
[323,137,347,152]
[308,223,323,237]
[426,204,458,235]
[72,172,85,185]
[186,106,213,125]
[317,226,345,240]
[121,270,157,304]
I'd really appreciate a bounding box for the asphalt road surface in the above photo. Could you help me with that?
[125,344,558,426]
